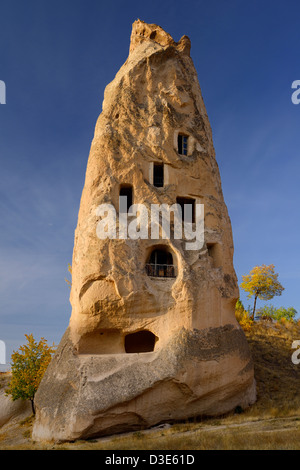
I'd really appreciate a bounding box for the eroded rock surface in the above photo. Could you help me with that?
[33,20,256,442]
[0,374,31,428]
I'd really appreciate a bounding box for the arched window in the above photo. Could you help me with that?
[145,247,176,278]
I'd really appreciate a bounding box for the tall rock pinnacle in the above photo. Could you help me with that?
[32,20,256,442]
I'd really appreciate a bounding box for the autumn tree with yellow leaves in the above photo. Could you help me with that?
[5,334,55,415]
[240,264,284,320]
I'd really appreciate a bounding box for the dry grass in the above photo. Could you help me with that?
[244,320,300,417]
[1,320,300,450]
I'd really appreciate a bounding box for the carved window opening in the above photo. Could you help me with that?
[176,197,195,223]
[153,163,164,187]
[145,247,176,278]
[125,330,157,353]
[119,185,133,213]
[207,242,222,268]
[178,134,188,156]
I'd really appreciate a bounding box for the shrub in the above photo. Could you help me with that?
[256,305,297,322]
[235,300,253,331]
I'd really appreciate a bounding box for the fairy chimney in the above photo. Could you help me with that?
[32,20,256,442]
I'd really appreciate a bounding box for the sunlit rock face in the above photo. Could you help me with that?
[32,20,256,442]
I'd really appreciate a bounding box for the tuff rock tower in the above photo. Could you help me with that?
[33,20,256,442]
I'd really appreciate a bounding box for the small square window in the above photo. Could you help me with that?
[178,134,188,156]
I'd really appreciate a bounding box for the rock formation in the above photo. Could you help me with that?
[0,374,31,428]
[32,19,256,442]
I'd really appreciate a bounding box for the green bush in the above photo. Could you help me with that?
[256,305,297,322]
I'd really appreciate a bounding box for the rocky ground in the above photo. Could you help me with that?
[1,320,300,450]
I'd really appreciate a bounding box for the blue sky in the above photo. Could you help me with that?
[1,0,300,369]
